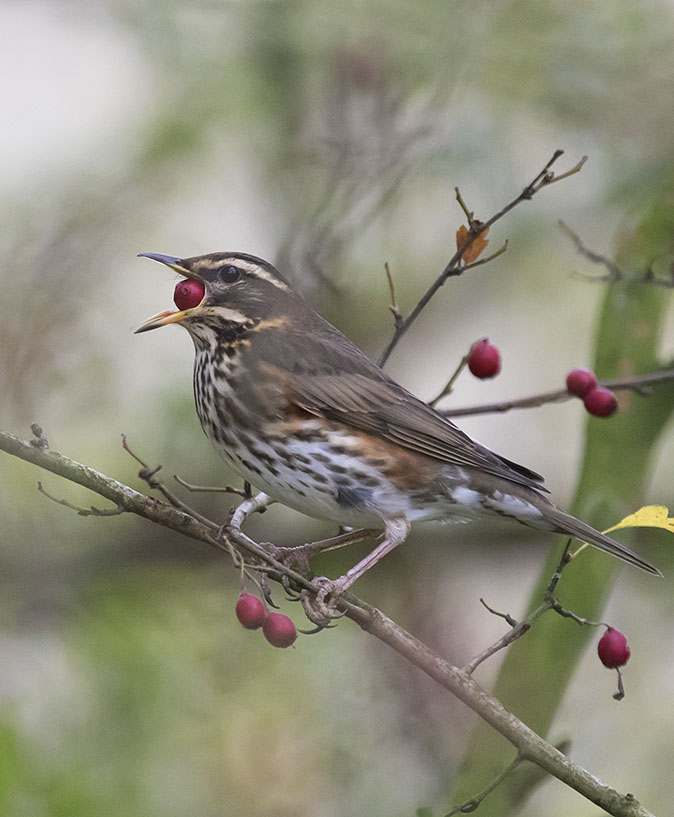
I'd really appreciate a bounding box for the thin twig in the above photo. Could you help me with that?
[479,597,519,627]
[378,151,586,367]
[442,753,524,816]
[121,434,219,530]
[461,239,508,270]
[429,354,469,407]
[439,369,674,417]
[174,474,250,498]
[38,481,123,517]
[559,221,624,282]
[384,262,403,330]
[464,544,577,674]
[561,221,674,288]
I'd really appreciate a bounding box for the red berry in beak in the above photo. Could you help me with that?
[174,279,205,311]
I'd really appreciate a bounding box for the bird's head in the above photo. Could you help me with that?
[135,251,299,340]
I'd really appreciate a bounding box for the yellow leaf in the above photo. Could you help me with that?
[603,505,674,534]
[456,223,489,263]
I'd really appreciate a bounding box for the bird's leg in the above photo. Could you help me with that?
[267,528,376,572]
[310,516,411,614]
[228,491,274,530]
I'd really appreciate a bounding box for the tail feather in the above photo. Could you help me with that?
[551,508,661,576]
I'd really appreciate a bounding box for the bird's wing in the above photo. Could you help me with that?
[257,322,546,491]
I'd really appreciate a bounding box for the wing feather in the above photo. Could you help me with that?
[255,316,546,491]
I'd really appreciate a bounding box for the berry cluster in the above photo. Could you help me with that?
[235,593,297,648]
[465,341,619,421]
[566,368,618,417]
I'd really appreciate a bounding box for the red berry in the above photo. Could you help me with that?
[598,627,631,668]
[583,387,618,417]
[263,613,297,648]
[235,593,267,630]
[566,368,597,397]
[173,279,205,311]
[467,339,501,379]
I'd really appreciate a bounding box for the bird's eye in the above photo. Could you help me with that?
[219,265,242,284]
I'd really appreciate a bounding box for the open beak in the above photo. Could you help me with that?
[134,252,205,334]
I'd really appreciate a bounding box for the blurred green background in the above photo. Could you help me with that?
[1,1,673,815]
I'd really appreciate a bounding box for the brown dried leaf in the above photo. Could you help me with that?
[456,223,490,263]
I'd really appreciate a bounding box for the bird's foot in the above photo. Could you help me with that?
[265,528,375,576]
[300,575,350,626]
[265,543,312,573]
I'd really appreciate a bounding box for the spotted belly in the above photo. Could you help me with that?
[207,419,420,527]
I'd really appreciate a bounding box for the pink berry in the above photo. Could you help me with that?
[235,593,267,630]
[263,613,297,648]
[566,368,597,397]
[598,627,631,668]
[467,339,501,379]
[583,387,618,417]
[173,279,205,311]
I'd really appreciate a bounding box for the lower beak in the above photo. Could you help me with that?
[134,309,191,333]
[135,251,204,333]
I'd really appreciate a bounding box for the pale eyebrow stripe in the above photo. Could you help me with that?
[226,258,290,291]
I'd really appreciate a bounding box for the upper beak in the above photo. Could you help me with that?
[135,252,204,334]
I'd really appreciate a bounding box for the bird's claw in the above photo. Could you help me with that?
[300,576,349,626]
[265,542,312,573]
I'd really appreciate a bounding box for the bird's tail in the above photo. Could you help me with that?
[549,507,661,576]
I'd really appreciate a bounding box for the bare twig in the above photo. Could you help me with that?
[384,262,403,330]
[378,151,587,367]
[462,239,509,270]
[464,543,603,674]
[173,474,250,498]
[443,753,524,816]
[38,481,123,517]
[479,597,520,628]
[121,434,219,530]
[561,221,674,288]
[560,221,624,282]
[429,354,470,407]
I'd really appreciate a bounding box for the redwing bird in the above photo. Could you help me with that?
[136,251,659,598]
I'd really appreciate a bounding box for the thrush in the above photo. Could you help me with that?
[135,251,660,599]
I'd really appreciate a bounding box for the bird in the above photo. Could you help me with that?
[135,251,660,600]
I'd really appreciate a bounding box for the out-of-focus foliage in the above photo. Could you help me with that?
[1,1,673,815]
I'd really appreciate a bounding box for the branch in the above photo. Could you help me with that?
[439,369,674,418]
[443,754,523,817]
[0,427,655,817]
[464,544,607,675]
[560,221,674,288]
[377,151,587,367]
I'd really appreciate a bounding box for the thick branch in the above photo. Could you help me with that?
[0,428,654,817]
